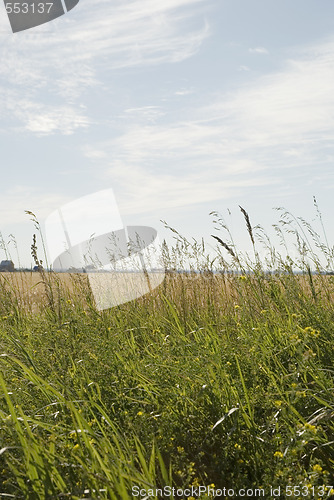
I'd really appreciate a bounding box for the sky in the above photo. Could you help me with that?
[1,0,334,268]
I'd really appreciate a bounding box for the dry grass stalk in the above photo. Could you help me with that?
[239,205,255,246]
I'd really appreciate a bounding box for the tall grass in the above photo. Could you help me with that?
[0,204,334,498]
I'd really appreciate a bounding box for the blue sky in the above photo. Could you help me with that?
[1,0,334,267]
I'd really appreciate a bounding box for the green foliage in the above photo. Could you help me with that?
[0,205,334,498]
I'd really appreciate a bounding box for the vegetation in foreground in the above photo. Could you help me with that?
[0,204,334,499]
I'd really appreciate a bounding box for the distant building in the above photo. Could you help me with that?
[0,260,15,272]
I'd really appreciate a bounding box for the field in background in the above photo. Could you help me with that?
[0,272,89,314]
[0,205,334,498]
[0,270,334,314]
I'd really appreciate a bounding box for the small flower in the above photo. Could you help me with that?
[137,411,143,416]
[177,446,184,453]
[234,304,240,309]
[303,349,316,360]
[274,451,283,458]
[312,464,322,473]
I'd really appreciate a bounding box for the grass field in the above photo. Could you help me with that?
[0,206,334,499]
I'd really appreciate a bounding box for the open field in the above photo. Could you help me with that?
[0,208,334,498]
[0,272,91,315]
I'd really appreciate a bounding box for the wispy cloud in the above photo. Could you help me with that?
[238,65,250,71]
[249,47,269,54]
[123,106,165,124]
[174,88,195,96]
[0,0,209,135]
[83,37,334,213]
[15,101,90,135]
[222,39,334,146]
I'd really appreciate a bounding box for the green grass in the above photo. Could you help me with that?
[0,204,334,498]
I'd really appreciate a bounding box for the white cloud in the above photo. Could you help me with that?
[221,40,334,146]
[83,37,334,213]
[83,148,108,160]
[109,165,276,215]
[174,88,195,95]
[0,87,90,134]
[249,47,269,54]
[19,103,90,135]
[0,0,209,135]
[123,106,165,123]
